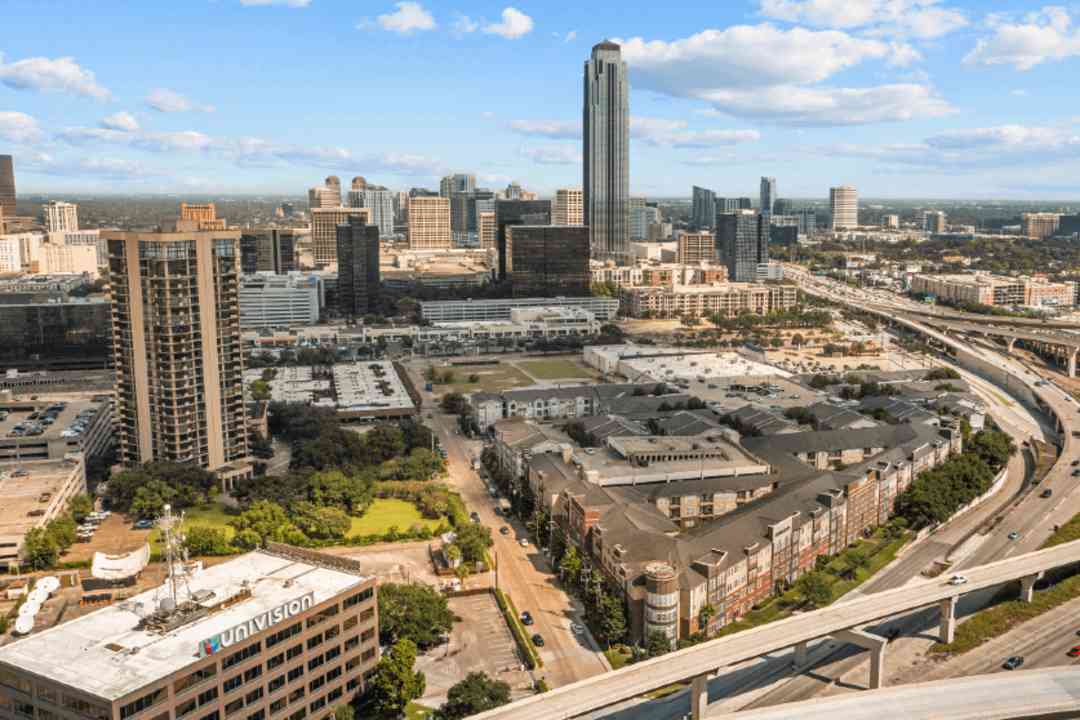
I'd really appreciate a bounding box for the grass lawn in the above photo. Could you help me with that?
[605,647,632,670]
[405,703,433,720]
[433,364,536,393]
[517,358,596,380]
[348,498,444,537]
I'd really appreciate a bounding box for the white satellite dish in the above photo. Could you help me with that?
[13,616,33,636]
[18,601,40,617]
[38,576,60,594]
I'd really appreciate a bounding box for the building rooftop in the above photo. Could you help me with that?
[0,550,369,700]
[0,457,83,551]
[0,399,107,444]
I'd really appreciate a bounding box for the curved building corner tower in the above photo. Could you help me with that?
[584,41,630,266]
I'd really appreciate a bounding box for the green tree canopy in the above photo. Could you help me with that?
[229,501,308,549]
[435,673,511,720]
[362,639,426,719]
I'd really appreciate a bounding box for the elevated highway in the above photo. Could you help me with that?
[710,667,1080,720]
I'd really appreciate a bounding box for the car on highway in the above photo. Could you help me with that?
[571,622,585,634]
[1041,488,1054,498]
[1008,531,1021,540]
[500,526,510,535]
[1068,646,1080,658]
[519,538,529,547]
[532,633,545,647]
[947,575,968,586]
[1002,656,1025,670]
[521,611,534,626]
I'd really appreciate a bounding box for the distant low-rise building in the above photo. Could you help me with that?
[239,273,322,328]
[622,282,796,319]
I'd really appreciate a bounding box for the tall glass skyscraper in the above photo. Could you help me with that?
[0,155,15,220]
[584,41,630,265]
[760,177,776,216]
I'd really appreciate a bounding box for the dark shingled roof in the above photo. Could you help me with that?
[743,424,918,456]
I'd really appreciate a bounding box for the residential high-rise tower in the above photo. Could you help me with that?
[407,196,451,249]
[105,227,249,470]
[0,155,14,220]
[829,186,858,230]
[717,210,768,282]
[692,186,716,230]
[312,207,368,267]
[44,201,78,232]
[553,189,584,226]
[760,177,777,216]
[348,186,395,238]
[584,41,630,264]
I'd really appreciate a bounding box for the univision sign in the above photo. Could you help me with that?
[199,591,314,657]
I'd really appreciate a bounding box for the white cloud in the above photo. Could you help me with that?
[57,126,131,144]
[888,41,922,67]
[964,6,1080,70]
[239,0,311,6]
[759,0,967,39]
[630,116,761,147]
[508,119,580,139]
[133,131,214,153]
[376,2,436,34]
[1011,89,1028,96]
[146,88,215,113]
[0,53,110,100]
[22,152,161,180]
[0,111,43,143]
[698,83,953,126]
[101,112,139,132]
[563,31,578,43]
[483,7,533,39]
[452,14,479,35]
[520,145,581,165]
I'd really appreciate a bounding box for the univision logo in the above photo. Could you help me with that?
[199,592,315,657]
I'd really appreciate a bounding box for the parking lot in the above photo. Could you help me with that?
[414,592,532,706]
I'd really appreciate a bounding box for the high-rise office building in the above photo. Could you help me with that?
[1021,212,1060,240]
[308,176,341,210]
[312,208,368,267]
[678,232,716,265]
[506,225,590,297]
[43,201,78,232]
[829,186,858,230]
[394,191,410,226]
[336,216,380,317]
[441,173,476,197]
[351,176,367,191]
[0,155,14,221]
[407,196,451,249]
[495,199,551,279]
[105,227,248,470]
[240,228,298,274]
[692,186,716,230]
[179,202,226,230]
[883,214,900,229]
[760,177,777,216]
[479,210,497,251]
[630,205,660,242]
[923,210,947,234]
[553,189,584,226]
[717,210,768,282]
[325,175,341,202]
[584,41,630,265]
[348,186,395,238]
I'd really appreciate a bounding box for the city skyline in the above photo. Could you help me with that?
[2,1,1080,198]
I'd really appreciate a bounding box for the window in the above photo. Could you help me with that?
[269,699,286,716]
[360,628,375,643]
[341,616,358,632]
[267,653,285,671]
[225,699,244,717]
[325,668,341,684]
[61,695,109,720]
[323,625,340,642]
[344,658,359,674]
[304,604,338,629]
[286,644,303,661]
[121,688,166,720]
[248,711,266,720]
[344,637,358,652]
[361,648,376,662]
[36,687,57,705]
[324,646,340,663]
[175,666,218,695]
[38,710,58,720]
[357,608,374,623]
[266,623,302,649]
[345,679,359,693]
[287,689,305,705]
[197,689,219,708]
[269,675,285,694]
[288,710,306,720]
[306,655,324,673]
[308,698,325,714]
[13,701,33,719]
[308,676,325,694]
[243,667,262,684]
[177,699,197,720]
[198,711,220,720]
[287,667,304,683]
[223,675,243,695]
[223,642,262,670]
[245,688,264,706]
[343,588,372,609]
[305,634,323,651]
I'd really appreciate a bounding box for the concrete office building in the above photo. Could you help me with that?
[0,546,380,720]
[240,229,297,274]
[553,189,584,226]
[440,173,476,197]
[179,204,226,231]
[420,296,619,323]
[1022,212,1061,240]
[630,205,659,243]
[830,186,858,229]
[43,201,78,233]
[584,41,630,265]
[0,298,111,371]
[923,210,947,234]
[495,199,551,279]
[239,274,322,329]
[37,244,99,277]
[506,225,590,297]
[0,156,14,221]
[407,196,451,250]
[883,214,900,229]
[51,230,106,267]
[105,228,249,472]
[0,456,86,568]
[692,187,716,230]
[478,211,496,251]
[311,208,368,268]
[678,232,716,265]
[347,187,395,239]
[717,210,767,283]
[308,177,341,210]
[760,177,776,216]
[336,217,380,317]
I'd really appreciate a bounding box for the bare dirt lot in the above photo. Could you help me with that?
[331,540,444,586]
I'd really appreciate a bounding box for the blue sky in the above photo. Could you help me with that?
[2,0,1080,198]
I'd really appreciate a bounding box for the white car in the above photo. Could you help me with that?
[570,622,585,634]
[518,538,529,547]
[948,575,968,586]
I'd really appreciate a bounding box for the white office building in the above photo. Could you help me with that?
[348,187,395,239]
[239,272,323,328]
[43,201,78,233]
[829,186,858,230]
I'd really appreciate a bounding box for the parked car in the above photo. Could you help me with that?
[1041,489,1053,498]
[570,622,585,634]
[1008,531,1021,540]
[521,611,534,626]
[947,575,968,586]
[518,538,529,547]
[133,519,155,530]
[500,526,510,535]
[1002,656,1025,670]
[531,633,545,647]
[1068,646,1080,658]
[470,511,481,523]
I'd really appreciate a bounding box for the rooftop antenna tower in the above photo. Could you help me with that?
[158,504,190,612]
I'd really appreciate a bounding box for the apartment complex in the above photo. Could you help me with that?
[910,273,1075,308]
[553,189,584,226]
[478,211,496,251]
[622,282,797,319]
[311,208,367,268]
[407,196,451,250]
[335,217,380,317]
[677,232,716,265]
[829,186,858,229]
[591,262,728,289]
[0,547,380,720]
[106,228,249,472]
[1021,212,1061,240]
[179,204,227,231]
[239,274,321,329]
[43,202,78,233]
[506,225,590,297]
[240,229,298,274]
[37,244,99,277]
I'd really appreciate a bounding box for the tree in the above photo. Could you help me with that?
[795,571,832,608]
[378,583,457,649]
[307,469,374,514]
[559,546,583,589]
[68,494,94,523]
[249,379,272,401]
[791,333,805,348]
[441,393,468,415]
[969,429,1015,470]
[445,544,462,567]
[454,522,492,564]
[332,705,355,720]
[229,501,308,549]
[22,528,59,570]
[291,502,351,541]
[106,462,216,514]
[698,603,717,633]
[645,630,672,657]
[596,592,627,646]
[250,433,274,460]
[184,526,233,556]
[363,639,425,719]
[129,479,178,521]
[436,673,511,720]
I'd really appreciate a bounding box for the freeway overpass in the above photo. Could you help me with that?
[710,667,1080,720]
[473,541,1080,720]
